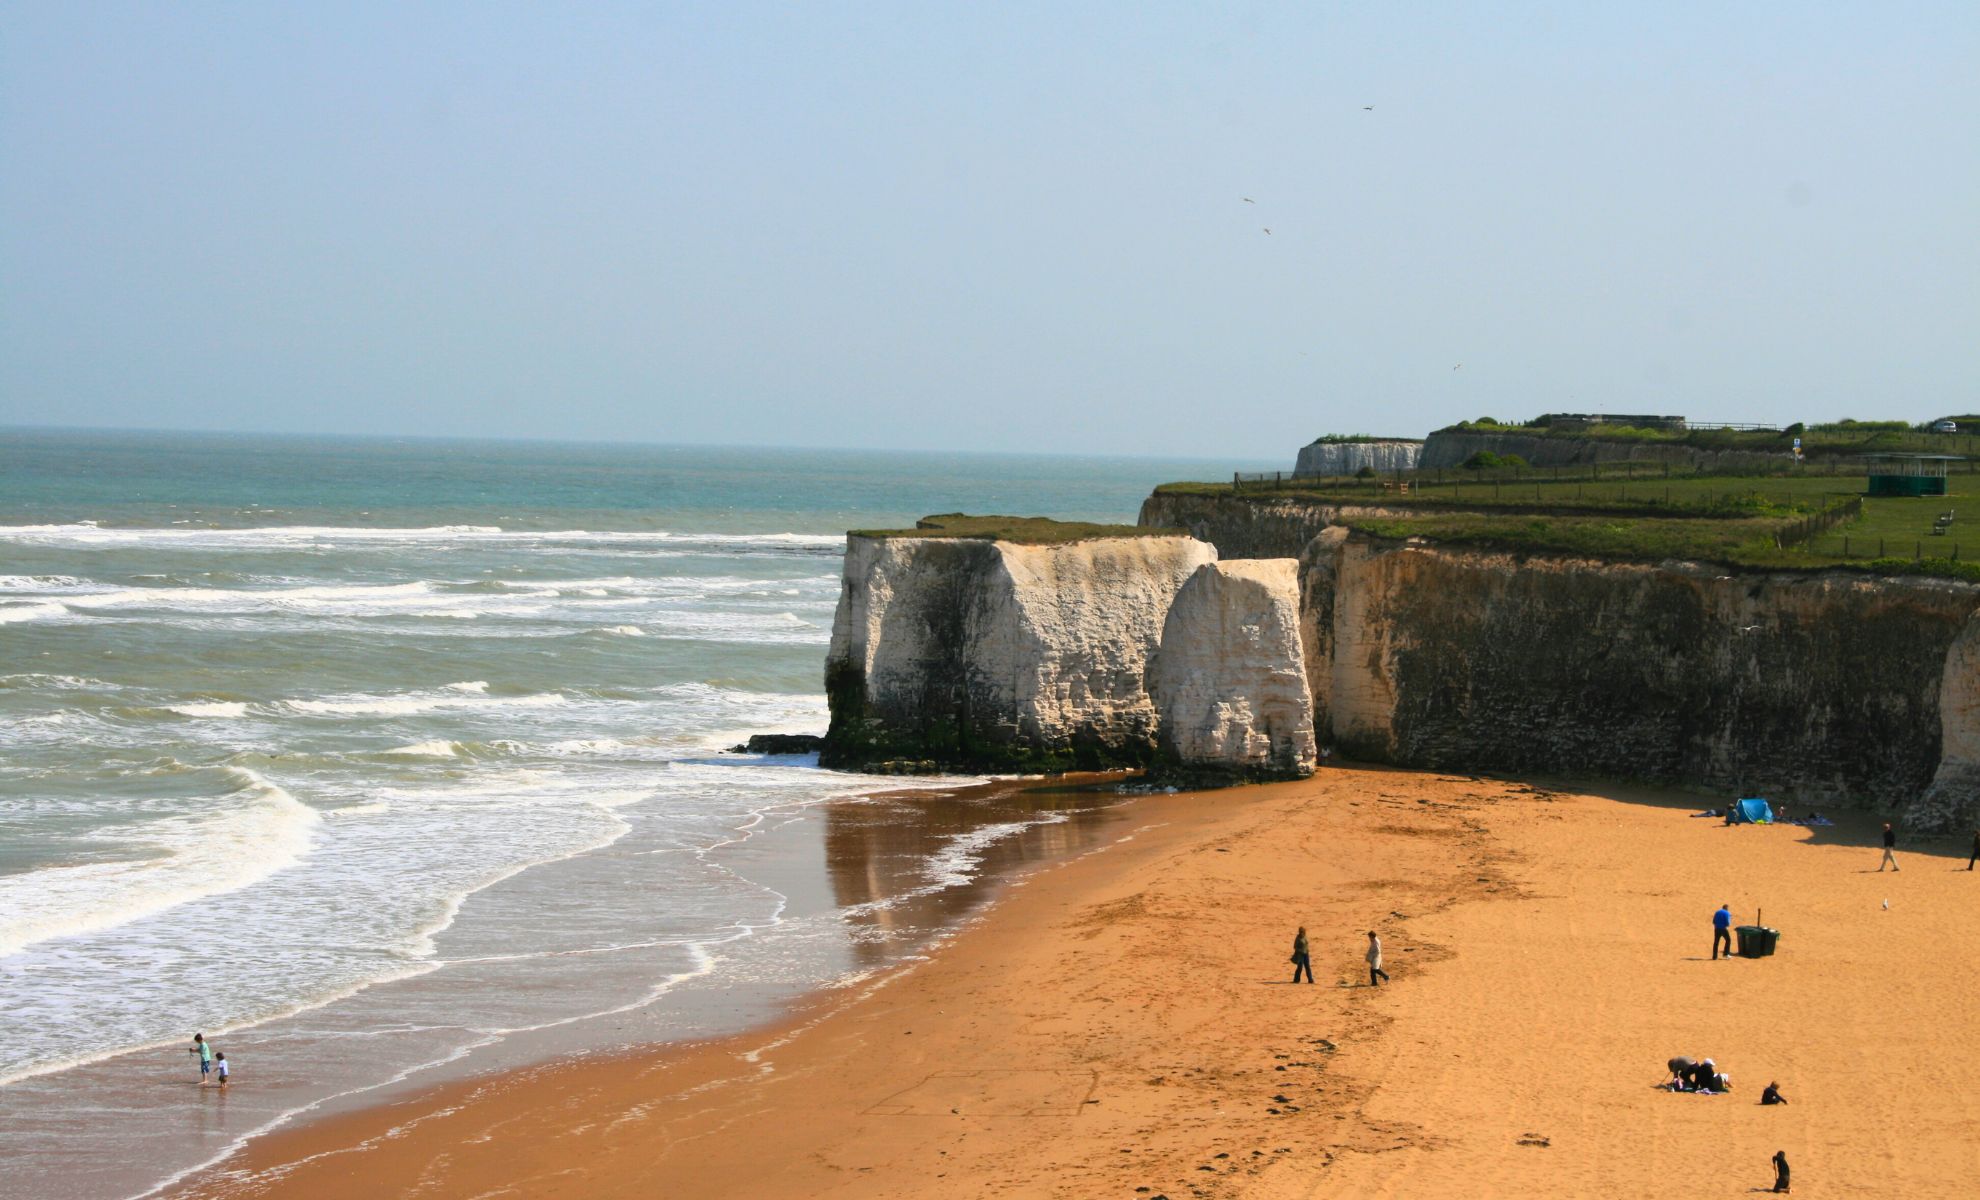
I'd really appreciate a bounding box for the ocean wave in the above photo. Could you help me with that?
[0,574,87,590]
[0,767,321,958]
[0,673,118,691]
[163,701,250,719]
[0,601,69,624]
[281,689,567,717]
[648,609,829,645]
[0,524,845,553]
[596,625,646,637]
[380,740,461,758]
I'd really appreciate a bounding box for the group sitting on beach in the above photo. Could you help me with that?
[1664,1055,1731,1093]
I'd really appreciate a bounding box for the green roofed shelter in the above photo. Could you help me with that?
[1864,454,1963,498]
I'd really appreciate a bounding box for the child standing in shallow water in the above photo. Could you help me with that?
[213,1053,229,1088]
[188,1033,212,1082]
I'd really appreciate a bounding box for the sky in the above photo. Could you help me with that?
[2,2,1976,460]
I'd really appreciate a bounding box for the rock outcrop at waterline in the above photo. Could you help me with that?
[1150,560,1316,778]
[820,532,1216,772]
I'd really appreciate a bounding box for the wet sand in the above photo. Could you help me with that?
[174,767,1980,1198]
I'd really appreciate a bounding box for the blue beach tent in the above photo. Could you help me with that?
[1728,797,1774,825]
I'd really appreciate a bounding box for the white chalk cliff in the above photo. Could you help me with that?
[1149,559,1316,778]
[1295,440,1422,477]
[823,533,1216,768]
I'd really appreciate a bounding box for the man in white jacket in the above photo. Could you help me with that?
[1366,930,1390,987]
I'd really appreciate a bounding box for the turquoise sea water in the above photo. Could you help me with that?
[0,428,1268,1198]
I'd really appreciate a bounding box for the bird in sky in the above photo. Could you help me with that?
[1363,105,1374,111]
[1241,197,1255,203]
[1263,228,1272,235]
[1452,363,1462,370]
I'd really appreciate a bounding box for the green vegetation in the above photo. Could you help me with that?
[1434,416,1978,458]
[1303,433,1422,444]
[1153,465,1980,580]
[1462,451,1528,470]
[848,513,1181,544]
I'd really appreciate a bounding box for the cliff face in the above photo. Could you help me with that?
[822,534,1216,771]
[1149,560,1316,779]
[1915,614,1980,833]
[1294,440,1422,477]
[1303,535,1980,822]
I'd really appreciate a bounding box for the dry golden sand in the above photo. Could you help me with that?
[179,767,1980,1198]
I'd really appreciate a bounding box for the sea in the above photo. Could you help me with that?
[0,428,1267,1199]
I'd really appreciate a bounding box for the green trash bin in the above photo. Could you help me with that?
[1736,925,1780,958]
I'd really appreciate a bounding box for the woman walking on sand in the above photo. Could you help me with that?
[1290,926,1314,983]
[1366,931,1390,987]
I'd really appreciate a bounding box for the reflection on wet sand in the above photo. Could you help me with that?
[822,776,1131,967]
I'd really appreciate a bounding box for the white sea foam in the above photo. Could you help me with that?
[282,690,566,717]
[0,601,68,624]
[380,740,461,758]
[0,768,320,958]
[164,701,250,719]
[0,574,87,590]
[598,625,646,637]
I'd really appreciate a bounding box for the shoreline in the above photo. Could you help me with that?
[115,769,1140,1200]
[174,766,1980,1199]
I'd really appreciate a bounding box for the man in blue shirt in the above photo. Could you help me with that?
[1712,904,1733,960]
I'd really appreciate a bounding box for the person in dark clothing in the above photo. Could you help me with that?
[1667,1055,1698,1087]
[1771,1149,1791,1193]
[1968,828,1978,871]
[1712,904,1733,960]
[1290,926,1314,984]
[1879,822,1899,871]
[1761,1081,1787,1105]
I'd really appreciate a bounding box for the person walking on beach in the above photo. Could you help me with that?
[1365,930,1390,986]
[1290,926,1314,984]
[1967,828,1978,871]
[1712,903,1733,960]
[1878,822,1899,871]
[188,1033,212,1082]
[1771,1149,1791,1193]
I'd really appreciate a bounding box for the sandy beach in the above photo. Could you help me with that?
[176,766,1980,1199]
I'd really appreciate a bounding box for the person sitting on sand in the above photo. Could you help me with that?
[1290,926,1314,984]
[1666,1056,1699,1088]
[1771,1149,1791,1193]
[1761,1081,1786,1105]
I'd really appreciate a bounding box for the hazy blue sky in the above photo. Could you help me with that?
[2,3,1975,459]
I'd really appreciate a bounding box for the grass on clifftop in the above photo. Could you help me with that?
[848,513,1183,544]
[1153,472,1980,581]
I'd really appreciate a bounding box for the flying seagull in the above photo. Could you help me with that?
[1363,105,1374,111]
[1452,363,1461,370]
[1263,228,1272,235]
[1241,197,1255,203]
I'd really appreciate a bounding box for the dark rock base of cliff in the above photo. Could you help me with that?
[727,733,826,755]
